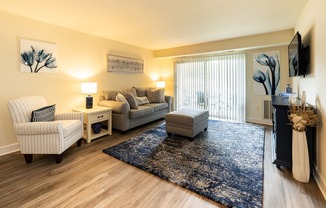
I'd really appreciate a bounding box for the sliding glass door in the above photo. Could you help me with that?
[175,54,246,122]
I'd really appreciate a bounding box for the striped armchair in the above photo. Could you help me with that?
[8,96,84,164]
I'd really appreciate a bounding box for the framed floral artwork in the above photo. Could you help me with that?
[253,51,280,95]
[20,39,58,73]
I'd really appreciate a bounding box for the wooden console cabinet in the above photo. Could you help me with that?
[271,95,316,170]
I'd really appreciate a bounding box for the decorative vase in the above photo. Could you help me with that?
[292,130,310,183]
[301,91,306,105]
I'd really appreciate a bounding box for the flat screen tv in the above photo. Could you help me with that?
[288,31,310,77]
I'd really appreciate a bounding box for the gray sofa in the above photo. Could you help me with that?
[98,87,172,132]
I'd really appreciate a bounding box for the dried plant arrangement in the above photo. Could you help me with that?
[288,102,318,132]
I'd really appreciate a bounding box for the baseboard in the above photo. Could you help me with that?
[246,117,272,126]
[0,143,20,156]
[314,167,326,200]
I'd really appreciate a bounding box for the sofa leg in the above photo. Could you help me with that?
[55,154,63,164]
[24,154,33,164]
[77,139,82,147]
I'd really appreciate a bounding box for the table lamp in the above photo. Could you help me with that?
[81,82,97,109]
[156,81,166,89]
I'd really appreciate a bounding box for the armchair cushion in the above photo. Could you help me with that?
[31,104,56,122]
[58,120,83,137]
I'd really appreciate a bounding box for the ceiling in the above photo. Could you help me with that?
[0,0,308,50]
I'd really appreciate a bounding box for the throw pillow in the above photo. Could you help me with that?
[115,93,128,103]
[104,91,119,100]
[146,89,165,103]
[136,96,150,106]
[122,88,137,98]
[126,93,138,109]
[31,104,56,122]
[133,87,154,97]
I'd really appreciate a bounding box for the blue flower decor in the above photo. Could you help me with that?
[253,53,280,95]
[20,46,57,73]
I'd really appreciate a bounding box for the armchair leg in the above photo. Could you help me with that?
[24,154,33,164]
[77,139,82,147]
[55,154,63,164]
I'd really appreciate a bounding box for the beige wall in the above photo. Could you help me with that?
[294,0,326,198]
[0,11,172,152]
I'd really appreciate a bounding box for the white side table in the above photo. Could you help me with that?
[73,106,112,143]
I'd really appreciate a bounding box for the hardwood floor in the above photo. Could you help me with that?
[0,120,325,208]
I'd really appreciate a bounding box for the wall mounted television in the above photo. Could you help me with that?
[288,31,310,77]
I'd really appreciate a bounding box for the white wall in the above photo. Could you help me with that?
[0,11,172,154]
[294,0,326,198]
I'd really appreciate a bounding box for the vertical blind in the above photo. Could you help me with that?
[175,54,246,122]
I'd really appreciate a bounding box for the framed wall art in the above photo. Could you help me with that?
[20,39,58,73]
[108,55,144,73]
[253,51,280,95]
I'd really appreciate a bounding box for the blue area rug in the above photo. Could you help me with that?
[103,120,265,207]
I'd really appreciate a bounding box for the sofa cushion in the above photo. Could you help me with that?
[145,103,168,112]
[116,93,128,103]
[147,89,165,103]
[129,105,154,119]
[104,91,119,100]
[126,93,138,109]
[136,96,150,106]
[122,88,137,98]
[133,86,154,97]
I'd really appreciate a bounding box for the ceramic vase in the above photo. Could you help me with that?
[292,130,310,183]
[301,91,306,105]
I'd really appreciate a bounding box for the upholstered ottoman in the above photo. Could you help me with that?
[165,108,209,138]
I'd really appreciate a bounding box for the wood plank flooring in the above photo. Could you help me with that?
[0,120,325,208]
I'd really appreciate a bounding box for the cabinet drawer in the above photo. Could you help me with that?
[88,112,110,122]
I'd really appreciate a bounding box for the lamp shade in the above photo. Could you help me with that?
[81,82,97,94]
[156,81,166,89]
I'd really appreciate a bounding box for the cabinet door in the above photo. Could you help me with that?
[274,107,292,168]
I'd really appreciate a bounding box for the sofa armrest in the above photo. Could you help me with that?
[98,100,130,114]
[165,96,173,112]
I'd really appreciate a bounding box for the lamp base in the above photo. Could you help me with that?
[86,96,93,109]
